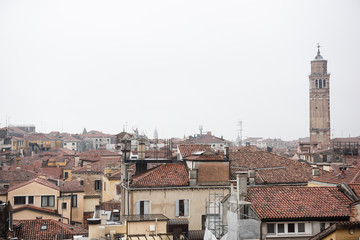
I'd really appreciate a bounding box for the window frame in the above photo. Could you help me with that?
[136,200,150,215]
[14,196,26,205]
[41,195,55,207]
[176,199,189,217]
[266,222,311,236]
[95,180,102,191]
[71,194,78,208]
[62,202,67,210]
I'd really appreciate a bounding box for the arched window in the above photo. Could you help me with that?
[319,80,322,88]
[323,79,326,88]
[315,80,318,88]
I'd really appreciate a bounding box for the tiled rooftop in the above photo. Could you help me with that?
[0,169,37,183]
[13,219,88,240]
[61,180,84,193]
[178,144,212,158]
[13,205,60,216]
[311,167,360,185]
[248,186,352,220]
[230,150,327,184]
[131,163,189,188]
[72,158,120,174]
[8,178,59,192]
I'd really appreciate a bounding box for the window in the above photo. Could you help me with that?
[298,223,305,233]
[288,223,295,233]
[267,223,310,236]
[64,142,67,145]
[95,180,102,191]
[267,224,275,235]
[136,200,150,215]
[319,80,322,88]
[14,196,26,205]
[176,199,189,217]
[4,184,9,189]
[278,224,285,233]
[71,195,77,208]
[28,196,34,204]
[41,195,55,207]
[72,142,75,146]
[320,222,331,231]
[40,225,47,231]
[64,171,69,179]
[323,80,326,88]
[315,80,318,88]
[62,202,67,210]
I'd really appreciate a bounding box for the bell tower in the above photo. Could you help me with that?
[309,44,331,148]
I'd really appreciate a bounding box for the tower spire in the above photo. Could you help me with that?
[315,43,323,60]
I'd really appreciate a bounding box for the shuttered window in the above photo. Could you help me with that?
[136,200,150,215]
[175,199,189,217]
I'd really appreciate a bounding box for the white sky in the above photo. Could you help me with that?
[1,0,359,141]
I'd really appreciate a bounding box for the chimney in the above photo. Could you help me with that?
[225,146,229,161]
[138,139,146,160]
[101,213,107,225]
[312,167,320,177]
[189,169,198,186]
[248,169,256,185]
[236,171,247,202]
[16,156,21,166]
[86,164,91,172]
[127,169,133,182]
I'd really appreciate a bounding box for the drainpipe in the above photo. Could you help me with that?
[70,193,73,224]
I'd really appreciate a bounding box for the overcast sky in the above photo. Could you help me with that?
[0,0,359,141]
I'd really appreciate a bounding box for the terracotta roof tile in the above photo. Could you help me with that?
[13,219,88,239]
[131,163,189,188]
[13,205,60,216]
[230,151,328,184]
[178,144,212,158]
[39,167,63,179]
[312,167,360,185]
[248,186,352,220]
[73,158,120,174]
[8,178,59,192]
[61,180,84,193]
[0,169,37,183]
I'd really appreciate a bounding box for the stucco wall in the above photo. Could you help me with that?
[8,182,59,210]
[129,187,229,230]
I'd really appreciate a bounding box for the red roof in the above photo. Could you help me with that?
[248,186,352,220]
[73,158,120,174]
[8,178,59,192]
[13,205,60,217]
[312,167,360,185]
[131,163,189,188]
[0,169,37,182]
[230,151,327,184]
[178,144,212,158]
[13,219,88,240]
[61,180,84,193]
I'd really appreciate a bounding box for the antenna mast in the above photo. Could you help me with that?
[237,121,243,146]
